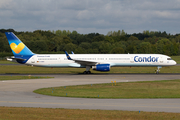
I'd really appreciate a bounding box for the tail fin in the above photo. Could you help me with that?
[5,32,34,56]
[5,32,34,63]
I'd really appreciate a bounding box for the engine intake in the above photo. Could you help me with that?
[92,64,110,71]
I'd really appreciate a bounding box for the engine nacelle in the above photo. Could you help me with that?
[92,64,110,71]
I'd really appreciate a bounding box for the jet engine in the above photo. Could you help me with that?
[92,64,110,71]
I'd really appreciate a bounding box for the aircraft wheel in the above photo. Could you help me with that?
[83,71,91,74]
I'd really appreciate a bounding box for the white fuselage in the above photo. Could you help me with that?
[5,32,177,73]
[25,54,176,68]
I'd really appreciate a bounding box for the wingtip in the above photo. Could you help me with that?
[64,51,72,60]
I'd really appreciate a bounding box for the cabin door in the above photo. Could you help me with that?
[130,57,134,63]
[159,57,163,64]
[31,56,35,63]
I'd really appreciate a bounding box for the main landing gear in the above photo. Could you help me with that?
[83,71,91,74]
[83,66,91,74]
[155,66,162,74]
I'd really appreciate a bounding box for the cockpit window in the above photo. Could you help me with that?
[167,58,172,60]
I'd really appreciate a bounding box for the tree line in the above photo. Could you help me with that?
[0,29,180,57]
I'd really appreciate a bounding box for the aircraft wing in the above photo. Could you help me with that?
[72,60,97,66]
[65,51,98,66]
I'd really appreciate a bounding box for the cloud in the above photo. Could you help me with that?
[1,0,180,34]
[0,0,13,10]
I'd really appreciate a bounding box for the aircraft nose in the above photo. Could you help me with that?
[173,60,177,65]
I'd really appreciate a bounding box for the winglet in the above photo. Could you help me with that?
[65,51,72,60]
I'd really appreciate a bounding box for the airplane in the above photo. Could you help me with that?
[5,32,177,74]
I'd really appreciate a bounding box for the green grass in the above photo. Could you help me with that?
[0,76,53,80]
[0,65,84,74]
[0,61,17,64]
[34,79,180,99]
[0,65,179,74]
[1,107,180,120]
[0,107,180,120]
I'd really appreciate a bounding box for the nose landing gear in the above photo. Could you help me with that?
[155,66,162,74]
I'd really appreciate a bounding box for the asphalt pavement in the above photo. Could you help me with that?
[0,74,180,113]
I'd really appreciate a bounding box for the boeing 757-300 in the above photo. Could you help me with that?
[5,32,177,74]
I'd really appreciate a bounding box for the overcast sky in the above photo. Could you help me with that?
[1,0,180,35]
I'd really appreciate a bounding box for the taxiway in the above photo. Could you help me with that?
[0,74,180,113]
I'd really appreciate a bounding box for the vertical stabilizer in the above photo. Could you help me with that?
[5,32,34,63]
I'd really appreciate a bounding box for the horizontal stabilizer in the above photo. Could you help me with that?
[6,56,26,61]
